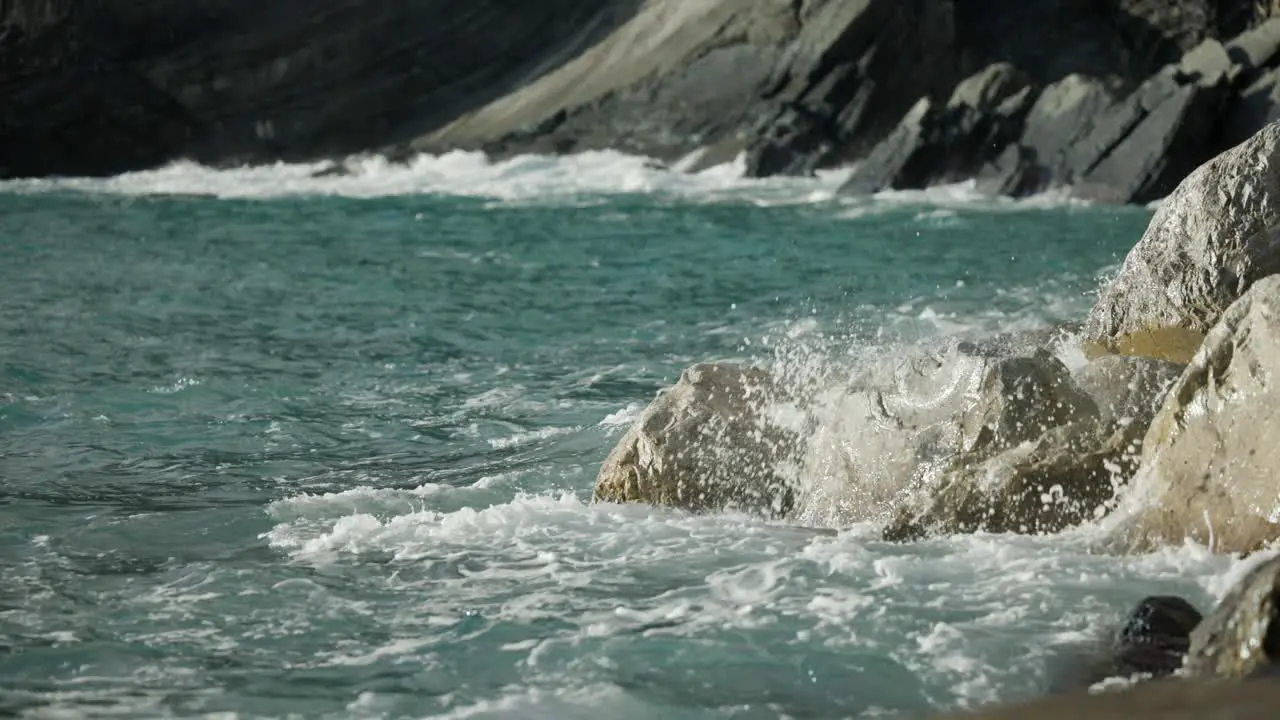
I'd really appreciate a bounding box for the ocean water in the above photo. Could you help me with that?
[0,152,1264,719]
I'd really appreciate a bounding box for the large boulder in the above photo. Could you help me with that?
[1084,121,1280,361]
[1104,275,1280,554]
[883,355,1180,539]
[1185,554,1280,679]
[793,340,1098,530]
[593,363,799,519]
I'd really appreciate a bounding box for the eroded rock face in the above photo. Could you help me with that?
[1185,554,1280,679]
[593,363,799,519]
[1084,121,1280,359]
[1104,275,1280,554]
[883,355,1180,539]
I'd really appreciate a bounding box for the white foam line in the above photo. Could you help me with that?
[0,149,1098,210]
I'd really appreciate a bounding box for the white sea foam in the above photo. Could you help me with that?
[259,483,1256,715]
[0,149,1094,210]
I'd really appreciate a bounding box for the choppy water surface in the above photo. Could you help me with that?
[0,155,1256,718]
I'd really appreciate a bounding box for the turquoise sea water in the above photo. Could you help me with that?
[0,156,1259,718]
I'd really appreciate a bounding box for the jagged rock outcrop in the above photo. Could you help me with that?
[1104,275,1280,554]
[1084,120,1280,361]
[841,63,1034,194]
[592,363,799,519]
[882,355,1180,539]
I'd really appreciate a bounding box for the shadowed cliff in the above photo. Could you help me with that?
[5,0,1280,203]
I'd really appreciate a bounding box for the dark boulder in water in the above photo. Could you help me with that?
[1080,596,1203,685]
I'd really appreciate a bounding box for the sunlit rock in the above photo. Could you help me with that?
[1084,120,1280,362]
[1185,553,1280,679]
[592,362,799,518]
[1104,275,1280,554]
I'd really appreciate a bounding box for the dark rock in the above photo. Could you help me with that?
[1225,68,1280,146]
[1086,596,1204,684]
[1,0,642,178]
[4,0,1280,198]
[838,98,934,195]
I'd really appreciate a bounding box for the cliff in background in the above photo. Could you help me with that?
[5,0,1280,203]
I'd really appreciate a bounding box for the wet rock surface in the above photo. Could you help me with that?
[880,353,1179,540]
[1103,275,1280,554]
[1185,555,1280,679]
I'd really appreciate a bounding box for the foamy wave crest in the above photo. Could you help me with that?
[0,150,843,203]
[2,149,1091,209]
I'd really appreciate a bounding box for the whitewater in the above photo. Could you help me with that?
[0,151,1264,719]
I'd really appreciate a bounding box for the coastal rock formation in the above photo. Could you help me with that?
[7,0,1280,201]
[1084,120,1280,359]
[592,363,799,519]
[1104,275,1280,554]
[1185,554,1280,679]
[1,0,639,177]
[882,355,1180,539]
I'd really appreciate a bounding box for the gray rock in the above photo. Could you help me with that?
[1084,120,1280,355]
[593,363,799,519]
[1225,17,1280,80]
[837,98,934,195]
[1185,554,1280,679]
[1104,275,1280,554]
[838,63,1033,194]
[1075,78,1228,204]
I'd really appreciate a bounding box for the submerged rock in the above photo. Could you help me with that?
[593,363,799,519]
[1105,275,1280,554]
[1084,120,1280,359]
[1185,554,1280,679]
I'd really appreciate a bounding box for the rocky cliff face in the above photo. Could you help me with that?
[4,0,1280,203]
[0,0,639,177]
